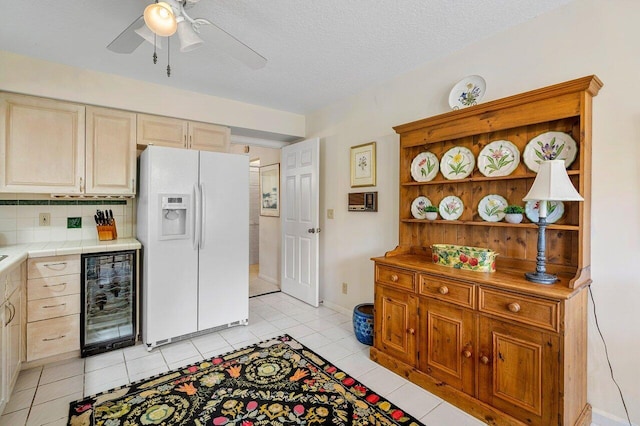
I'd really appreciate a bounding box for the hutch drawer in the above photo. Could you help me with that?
[478,287,559,332]
[418,274,475,308]
[375,264,415,291]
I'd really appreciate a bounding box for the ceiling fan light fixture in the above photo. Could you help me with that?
[134,24,162,48]
[177,19,204,52]
[143,2,177,37]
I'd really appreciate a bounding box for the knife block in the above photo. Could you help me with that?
[97,220,118,241]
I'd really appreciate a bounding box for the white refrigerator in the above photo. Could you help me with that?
[137,146,249,349]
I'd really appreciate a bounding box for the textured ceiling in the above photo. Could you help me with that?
[0,0,574,114]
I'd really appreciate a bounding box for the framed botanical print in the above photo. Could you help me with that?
[260,163,280,217]
[350,142,376,187]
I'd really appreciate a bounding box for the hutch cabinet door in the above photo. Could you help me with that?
[374,284,417,366]
[478,316,559,425]
[418,297,474,395]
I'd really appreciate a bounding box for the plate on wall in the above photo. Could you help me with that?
[477,140,520,177]
[525,200,565,224]
[439,196,464,220]
[523,131,578,173]
[478,194,508,222]
[440,146,475,180]
[410,151,439,182]
[411,196,432,219]
[448,75,486,110]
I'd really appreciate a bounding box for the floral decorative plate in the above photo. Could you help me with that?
[411,196,432,219]
[448,75,486,110]
[439,196,464,220]
[440,146,475,180]
[523,131,578,173]
[477,140,520,177]
[410,151,439,182]
[525,200,565,224]
[478,194,508,222]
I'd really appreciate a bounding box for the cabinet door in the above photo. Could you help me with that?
[418,297,474,395]
[6,286,21,392]
[0,93,84,193]
[478,316,559,426]
[374,284,416,366]
[137,113,187,148]
[86,107,136,195]
[188,121,230,152]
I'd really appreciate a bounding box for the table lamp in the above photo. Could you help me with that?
[522,160,583,284]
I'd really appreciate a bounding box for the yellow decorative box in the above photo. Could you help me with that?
[432,244,497,272]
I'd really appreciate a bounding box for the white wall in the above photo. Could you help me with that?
[0,50,305,138]
[306,0,640,423]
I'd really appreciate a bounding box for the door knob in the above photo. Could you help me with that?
[307,228,321,233]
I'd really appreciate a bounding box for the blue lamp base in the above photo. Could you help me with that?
[524,216,558,285]
[524,271,558,284]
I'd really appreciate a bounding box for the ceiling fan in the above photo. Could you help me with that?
[107,0,267,74]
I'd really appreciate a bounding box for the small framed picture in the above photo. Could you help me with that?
[260,163,280,217]
[350,142,376,187]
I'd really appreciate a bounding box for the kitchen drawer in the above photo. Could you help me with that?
[375,264,415,291]
[27,255,80,279]
[27,314,79,361]
[28,294,80,322]
[419,275,475,308]
[27,274,80,300]
[478,287,559,332]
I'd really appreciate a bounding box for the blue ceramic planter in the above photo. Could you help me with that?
[353,303,374,346]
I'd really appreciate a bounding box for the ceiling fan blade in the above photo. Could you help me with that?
[107,16,145,54]
[204,22,267,69]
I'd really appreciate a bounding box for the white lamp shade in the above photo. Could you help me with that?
[134,24,162,48]
[177,20,204,52]
[523,160,584,202]
[143,2,177,37]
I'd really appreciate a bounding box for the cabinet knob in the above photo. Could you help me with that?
[462,350,472,358]
[480,355,490,365]
[407,328,415,335]
[438,285,449,295]
[390,274,399,282]
[508,302,521,313]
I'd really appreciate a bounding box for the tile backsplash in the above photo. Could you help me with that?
[0,195,135,245]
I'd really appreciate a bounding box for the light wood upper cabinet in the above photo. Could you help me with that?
[85,106,136,195]
[137,113,230,152]
[0,93,85,193]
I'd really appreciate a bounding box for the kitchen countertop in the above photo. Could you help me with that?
[0,238,141,274]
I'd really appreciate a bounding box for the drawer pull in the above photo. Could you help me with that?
[390,274,399,282]
[42,303,67,309]
[462,350,472,358]
[42,335,66,342]
[507,302,521,313]
[480,354,490,365]
[43,282,67,288]
[44,262,68,268]
[438,285,449,295]
[407,328,415,335]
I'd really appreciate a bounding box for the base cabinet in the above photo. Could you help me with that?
[374,284,416,366]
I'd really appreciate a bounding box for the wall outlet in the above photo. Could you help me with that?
[327,209,334,219]
[342,282,348,294]
[39,213,50,226]
[67,217,82,229]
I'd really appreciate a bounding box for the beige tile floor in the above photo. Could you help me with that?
[0,292,486,426]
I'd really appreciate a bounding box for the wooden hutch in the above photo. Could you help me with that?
[371,76,602,426]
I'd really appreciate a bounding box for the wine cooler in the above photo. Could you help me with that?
[81,250,136,357]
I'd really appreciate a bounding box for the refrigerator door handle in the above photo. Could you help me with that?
[200,182,206,249]
[193,184,200,250]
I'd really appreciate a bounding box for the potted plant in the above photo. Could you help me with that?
[503,205,525,223]
[424,205,439,220]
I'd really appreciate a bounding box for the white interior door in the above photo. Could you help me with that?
[281,138,320,306]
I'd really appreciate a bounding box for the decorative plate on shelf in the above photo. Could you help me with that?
[448,75,486,110]
[411,196,432,219]
[410,151,439,182]
[523,131,578,173]
[439,196,464,220]
[477,194,508,222]
[440,146,475,180]
[477,140,520,177]
[525,200,565,224]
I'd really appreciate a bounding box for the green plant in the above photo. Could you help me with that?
[424,205,439,213]
[503,205,525,214]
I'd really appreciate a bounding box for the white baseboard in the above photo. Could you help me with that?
[257,273,279,284]
[321,299,352,317]
[592,408,635,426]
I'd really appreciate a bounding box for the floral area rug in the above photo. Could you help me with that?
[68,334,423,425]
